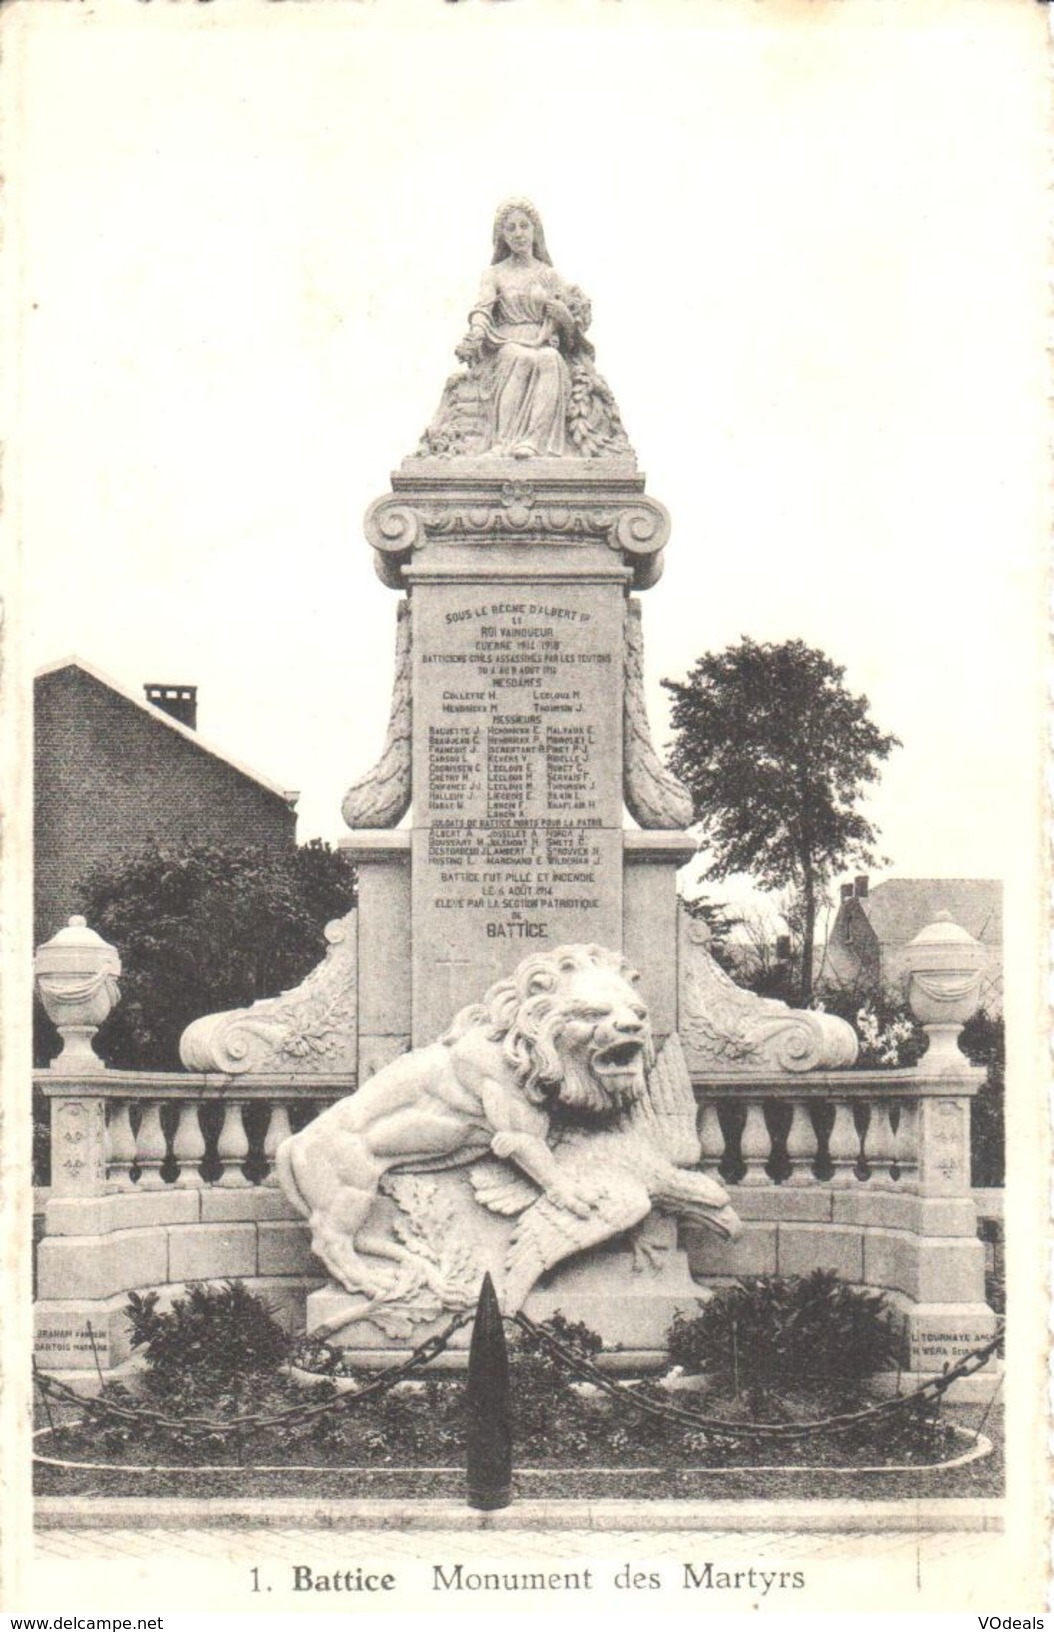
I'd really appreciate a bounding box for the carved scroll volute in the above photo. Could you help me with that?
[342,600,412,830]
[678,909,859,1074]
[623,600,695,830]
[363,497,424,590]
[608,499,670,590]
[179,911,358,1075]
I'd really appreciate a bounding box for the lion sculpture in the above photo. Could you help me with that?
[276,943,741,1313]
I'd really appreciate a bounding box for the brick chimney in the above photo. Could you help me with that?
[840,883,854,902]
[854,874,870,899]
[145,684,197,731]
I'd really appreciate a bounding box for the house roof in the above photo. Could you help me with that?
[35,656,299,809]
[855,878,1002,949]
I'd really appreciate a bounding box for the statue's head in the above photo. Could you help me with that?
[492,197,552,266]
[451,943,654,1115]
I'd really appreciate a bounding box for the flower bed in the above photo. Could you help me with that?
[33,1277,1002,1502]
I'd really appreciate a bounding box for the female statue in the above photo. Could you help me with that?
[418,199,631,461]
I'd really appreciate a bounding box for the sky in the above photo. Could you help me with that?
[7,0,1048,915]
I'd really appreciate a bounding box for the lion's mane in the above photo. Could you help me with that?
[442,943,652,1108]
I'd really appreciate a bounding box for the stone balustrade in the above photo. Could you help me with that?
[40,1071,349,1198]
[33,897,995,1383]
[692,1072,961,1193]
[679,1067,993,1372]
[37,1065,975,1204]
[34,1054,994,1381]
[33,1071,351,1378]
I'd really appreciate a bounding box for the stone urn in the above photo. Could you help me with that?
[902,911,984,1072]
[34,915,121,1073]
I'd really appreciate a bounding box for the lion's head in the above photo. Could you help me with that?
[445,943,655,1114]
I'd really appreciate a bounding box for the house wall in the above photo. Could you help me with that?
[35,668,297,946]
[821,898,880,992]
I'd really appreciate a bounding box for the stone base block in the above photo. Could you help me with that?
[832,1190,978,1237]
[35,1276,325,1380]
[37,1354,146,1398]
[303,1176,723,1368]
[35,1294,133,1371]
[44,1188,200,1237]
[865,1232,986,1305]
[683,1220,777,1279]
[148,1274,322,1334]
[730,1188,834,1223]
[862,1227,917,1298]
[305,1282,477,1359]
[525,1222,710,1354]
[776,1222,864,1280]
[246,1275,324,1334]
[915,1236,987,1305]
[200,1187,300,1223]
[258,1221,316,1276]
[167,1223,256,1281]
[896,1300,999,1372]
[37,1227,168,1301]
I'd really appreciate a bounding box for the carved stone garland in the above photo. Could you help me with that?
[342,599,412,830]
[622,599,695,830]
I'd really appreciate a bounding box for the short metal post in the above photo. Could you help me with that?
[465,1272,512,1511]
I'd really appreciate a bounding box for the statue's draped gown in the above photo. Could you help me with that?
[471,262,572,457]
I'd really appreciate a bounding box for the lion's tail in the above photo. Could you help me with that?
[273,1136,310,1219]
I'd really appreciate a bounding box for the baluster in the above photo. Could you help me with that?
[891,1099,919,1188]
[828,1100,861,1188]
[263,1104,293,1186]
[173,1102,206,1187]
[783,1101,818,1186]
[739,1101,772,1186]
[697,1100,724,1174]
[135,1102,168,1189]
[217,1100,250,1187]
[866,1098,896,1189]
[105,1101,137,1189]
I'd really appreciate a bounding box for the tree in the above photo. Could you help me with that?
[960,1009,1005,1189]
[663,638,900,1002]
[35,838,358,1072]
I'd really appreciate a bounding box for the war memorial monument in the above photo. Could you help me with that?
[34,200,997,1386]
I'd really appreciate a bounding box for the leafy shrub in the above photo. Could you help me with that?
[32,1083,51,1185]
[509,1312,605,1445]
[515,1311,603,1369]
[78,838,357,1070]
[960,1009,1005,1187]
[813,985,927,1068]
[125,1281,289,1398]
[667,1271,899,1391]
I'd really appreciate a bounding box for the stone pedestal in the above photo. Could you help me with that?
[524,1214,707,1361]
[362,459,668,1044]
[303,1175,705,1370]
[339,831,411,1079]
[34,1293,134,1375]
[897,1300,999,1373]
[623,832,698,1045]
